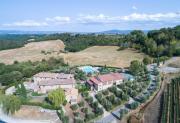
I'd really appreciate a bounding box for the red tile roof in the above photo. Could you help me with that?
[89,73,123,85]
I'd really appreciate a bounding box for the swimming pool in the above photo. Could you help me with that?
[79,66,99,74]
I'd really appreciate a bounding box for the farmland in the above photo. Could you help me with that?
[0,40,145,68]
[0,40,65,64]
[160,77,180,123]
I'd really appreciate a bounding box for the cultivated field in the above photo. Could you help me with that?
[0,40,65,64]
[0,40,146,68]
[63,46,145,68]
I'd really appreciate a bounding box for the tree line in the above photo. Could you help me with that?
[0,25,180,57]
[0,57,66,86]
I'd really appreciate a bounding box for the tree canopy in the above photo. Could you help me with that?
[48,88,66,108]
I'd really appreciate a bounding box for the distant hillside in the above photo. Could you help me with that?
[98,29,149,34]
[0,30,149,35]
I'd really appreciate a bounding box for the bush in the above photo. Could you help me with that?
[81,107,88,113]
[102,90,109,95]
[61,116,69,123]
[63,100,67,106]
[94,107,103,116]
[85,113,95,121]
[90,101,98,109]
[85,97,93,104]
[128,101,139,109]
[71,104,78,111]
[74,112,80,117]
[95,93,103,101]
[108,86,117,93]
[81,92,89,97]
[57,110,69,123]
[74,118,84,123]
[78,101,84,107]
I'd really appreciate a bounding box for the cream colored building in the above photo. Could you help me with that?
[87,73,123,91]
[33,72,76,93]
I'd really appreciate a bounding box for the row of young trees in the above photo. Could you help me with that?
[160,77,180,123]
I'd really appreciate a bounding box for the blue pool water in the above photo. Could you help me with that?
[0,120,6,123]
[80,66,98,74]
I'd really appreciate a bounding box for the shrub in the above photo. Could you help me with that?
[57,110,69,123]
[61,116,69,123]
[95,93,103,101]
[85,97,93,104]
[85,112,95,121]
[63,100,67,106]
[128,101,139,109]
[74,118,84,123]
[81,92,89,97]
[78,101,84,107]
[94,107,103,116]
[90,101,98,109]
[108,86,117,93]
[102,90,109,95]
[71,104,78,111]
[81,107,88,113]
[74,112,80,117]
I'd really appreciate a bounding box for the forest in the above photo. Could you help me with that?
[0,25,180,57]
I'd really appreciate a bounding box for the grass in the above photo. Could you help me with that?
[31,92,44,96]
[0,40,146,68]
[63,46,146,68]
[0,40,65,64]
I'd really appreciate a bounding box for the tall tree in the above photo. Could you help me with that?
[48,88,66,108]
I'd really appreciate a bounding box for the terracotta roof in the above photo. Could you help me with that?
[89,73,123,85]
[38,79,75,86]
[34,72,74,79]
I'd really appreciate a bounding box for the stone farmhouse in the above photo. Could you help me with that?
[33,72,76,94]
[87,73,123,91]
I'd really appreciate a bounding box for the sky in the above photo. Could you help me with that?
[0,0,180,32]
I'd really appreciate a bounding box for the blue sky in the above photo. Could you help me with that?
[0,0,180,32]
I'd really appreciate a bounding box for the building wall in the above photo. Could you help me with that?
[37,84,75,93]
[33,77,53,84]
[93,79,123,91]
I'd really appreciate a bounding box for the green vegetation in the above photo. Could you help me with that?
[0,57,66,86]
[48,88,66,108]
[70,104,79,111]
[15,83,27,100]
[160,77,180,123]
[1,25,180,58]
[57,109,69,123]
[0,94,22,114]
[31,92,44,96]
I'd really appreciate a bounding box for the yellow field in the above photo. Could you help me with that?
[63,46,145,68]
[0,40,65,64]
[0,40,146,68]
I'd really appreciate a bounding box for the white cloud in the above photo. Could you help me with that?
[77,14,121,24]
[132,6,137,10]
[2,16,71,27]
[3,20,48,27]
[77,12,180,25]
[2,12,180,27]
[46,16,70,24]
[121,12,180,21]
